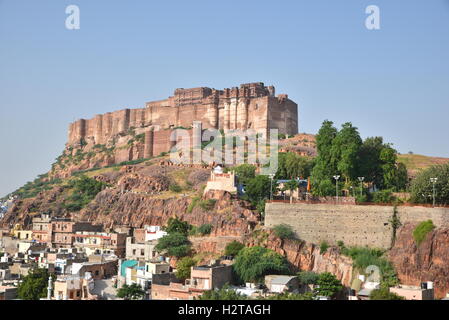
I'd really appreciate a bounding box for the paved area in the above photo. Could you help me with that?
[92,279,119,300]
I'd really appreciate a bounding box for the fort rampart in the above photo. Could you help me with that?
[265,203,449,249]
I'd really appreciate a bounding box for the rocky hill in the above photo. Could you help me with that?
[390,222,449,299]
[397,153,449,178]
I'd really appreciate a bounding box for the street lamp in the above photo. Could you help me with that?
[430,177,438,207]
[358,177,365,198]
[269,174,275,201]
[333,175,340,202]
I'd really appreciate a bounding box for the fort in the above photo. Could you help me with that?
[67,82,298,152]
[265,202,449,249]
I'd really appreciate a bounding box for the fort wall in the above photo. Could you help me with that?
[67,83,298,148]
[265,203,449,249]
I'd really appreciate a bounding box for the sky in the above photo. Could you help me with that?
[0,0,448,197]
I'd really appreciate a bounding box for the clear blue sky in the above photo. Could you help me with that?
[1,0,448,197]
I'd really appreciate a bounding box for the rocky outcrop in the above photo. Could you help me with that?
[389,223,449,299]
[76,189,259,237]
[247,232,354,286]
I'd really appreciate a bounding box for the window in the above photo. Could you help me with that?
[140,249,144,256]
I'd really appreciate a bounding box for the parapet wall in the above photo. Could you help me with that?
[265,203,449,249]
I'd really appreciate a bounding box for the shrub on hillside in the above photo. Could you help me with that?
[224,241,245,257]
[272,224,295,240]
[413,220,435,245]
[197,224,213,235]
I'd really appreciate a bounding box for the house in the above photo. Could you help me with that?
[389,283,434,300]
[51,218,102,248]
[70,254,118,280]
[73,231,127,257]
[265,275,300,293]
[117,259,170,290]
[53,274,98,300]
[151,263,233,300]
[203,166,237,195]
[0,285,17,300]
[13,230,33,241]
[125,237,159,261]
[32,214,52,243]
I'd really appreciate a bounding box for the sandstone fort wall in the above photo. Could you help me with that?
[265,203,449,249]
[67,83,298,148]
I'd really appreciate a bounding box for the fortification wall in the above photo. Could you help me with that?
[265,203,449,249]
[67,83,298,147]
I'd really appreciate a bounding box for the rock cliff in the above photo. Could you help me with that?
[389,223,449,299]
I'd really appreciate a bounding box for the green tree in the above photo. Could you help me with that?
[284,180,299,203]
[331,122,362,183]
[311,120,338,195]
[155,233,191,258]
[410,163,449,204]
[370,287,404,300]
[276,152,313,180]
[164,217,192,236]
[17,268,54,300]
[197,224,213,235]
[175,257,197,281]
[224,241,245,257]
[358,137,385,187]
[63,175,107,212]
[380,146,399,190]
[314,272,343,298]
[233,246,290,283]
[244,175,273,204]
[233,164,257,185]
[116,283,145,300]
[297,271,319,285]
[272,224,295,240]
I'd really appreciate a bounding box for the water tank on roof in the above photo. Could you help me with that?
[427,282,434,289]
[421,282,428,289]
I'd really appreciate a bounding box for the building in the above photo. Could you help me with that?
[389,283,435,300]
[151,263,233,300]
[264,275,300,293]
[125,237,159,261]
[73,231,127,257]
[203,166,237,195]
[51,218,102,248]
[53,274,97,300]
[0,286,17,300]
[117,259,169,290]
[70,256,118,280]
[32,214,52,243]
[68,83,299,152]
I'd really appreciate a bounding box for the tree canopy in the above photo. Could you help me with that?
[310,120,408,195]
[410,163,449,205]
[116,283,146,300]
[17,268,54,300]
[232,246,290,283]
[175,257,197,281]
[233,164,257,185]
[313,272,343,298]
[155,232,191,258]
